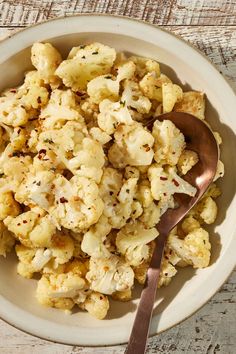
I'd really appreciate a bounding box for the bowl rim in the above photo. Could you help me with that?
[0,13,235,347]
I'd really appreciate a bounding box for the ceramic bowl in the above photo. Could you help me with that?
[0,14,235,346]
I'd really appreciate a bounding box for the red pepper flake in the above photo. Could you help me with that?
[76,91,86,97]
[172,179,180,187]
[100,296,103,300]
[39,149,46,155]
[36,181,41,186]
[10,89,16,93]
[160,176,168,181]
[23,220,27,224]
[163,193,167,196]
[60,197,68,203]
[17,223,21,226]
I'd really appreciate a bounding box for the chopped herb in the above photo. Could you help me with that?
[126,189,130,193]
[79,45,86,49]
[44,138,53,144]
[36,181,41,186]
[38,149,46,155]
[12,151,25,157]
[82,55,86,59]
[92,51,98,55]
[0,173,4,178]
[120,100,126,106]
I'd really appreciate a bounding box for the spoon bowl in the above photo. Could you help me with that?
[126,112,219,354]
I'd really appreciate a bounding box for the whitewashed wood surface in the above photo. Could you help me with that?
[0,1,235,353]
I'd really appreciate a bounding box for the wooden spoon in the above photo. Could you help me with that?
[125,112,219,354]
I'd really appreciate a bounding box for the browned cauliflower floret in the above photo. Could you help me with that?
[4,208,56,248]
[78,292,109,320]
[177,149,199,175]
[0,191,20,220]
[168,228,211,268]
[174,91,205,120]
[162,83,183,113]
[0,221,15,257]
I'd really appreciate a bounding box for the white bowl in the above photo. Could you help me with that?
[0,14,235,347]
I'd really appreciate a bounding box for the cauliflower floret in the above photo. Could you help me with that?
[148,165,196,201]
[0,191,20,220]
[0,95,29,127]
[31,42,62,83]
[177,149,199,175]
[79,292,109,320]
[140,201,161,228]
[89,127,112,145]
[204,183,221,199]
[38,122,104,183]
[116,222,158,266]
[108,122,154,168]
[121,80,151,114]
[181,215,201,234]
[56,43,116,91]
[20,85,49,110]
[139,73,163,101]
[16,244,52,278]
[87,75,119,104]
[213,160,224,181]
[51,175,104,231]
[40,89,85,130]
[100,171,139,229]
[81,215,111,258]
[4,209,56,248]
[97,99,133,135]
[0,221,15,256]
[162,83,183,113]
[15,170,55,209]
[174,91,205,120]
[191,196,218,225]
[168,228,211,268]
[2,155,32,186]
[87,61,136,105]
[86,255,134,295]
[129,56,160,78]
[152,119,186,166]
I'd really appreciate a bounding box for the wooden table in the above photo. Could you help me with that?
[0,1,235,353]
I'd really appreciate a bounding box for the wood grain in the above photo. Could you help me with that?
[0,0,236,27]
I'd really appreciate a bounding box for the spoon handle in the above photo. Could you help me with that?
[125,235,166,354]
